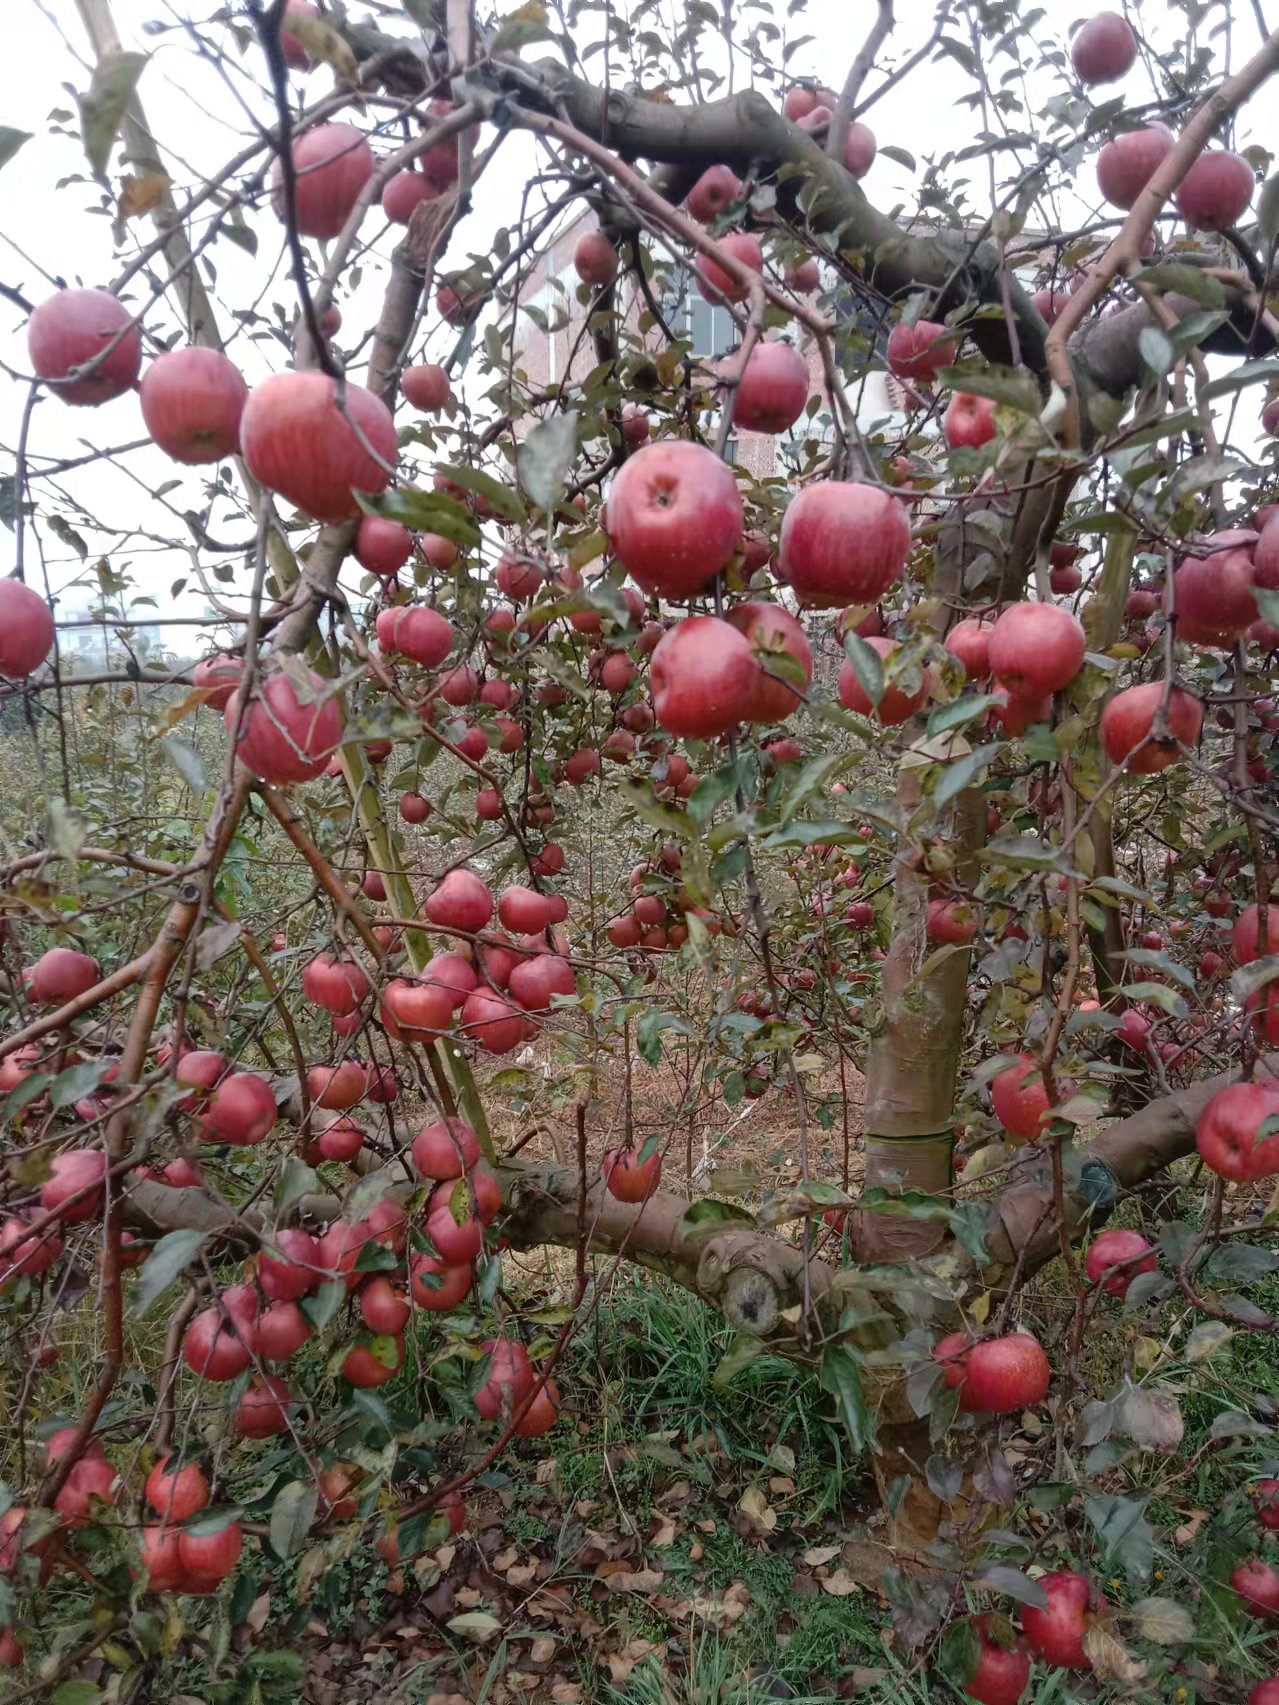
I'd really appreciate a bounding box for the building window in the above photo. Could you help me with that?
[663,269,737,358]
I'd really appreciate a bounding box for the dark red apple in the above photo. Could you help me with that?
[1071,11,1137,84]
[1085,1228,1156,1296]
[1021,1569,1103,1668]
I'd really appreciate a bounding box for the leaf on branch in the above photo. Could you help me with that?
[117,171,169,222]
[0,129,31,174]
[1134,263,1226,308]
[842,631,885,708]
[130,1229,207,1317]
[518,410,578,511]
[937,360,1042,416]
[819,1344,873,1454]
[269,1480,318,1560]
[971,1564,1048,1608]
[195,918,242,971]
[160,735,207,793]
[283,14,359,80]
[78,51,148,177]
[712,1332,765,1388]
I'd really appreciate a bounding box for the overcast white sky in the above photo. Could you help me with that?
[0,0,1258,650]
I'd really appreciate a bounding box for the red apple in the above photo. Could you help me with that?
[401,363,451,411]
[1175,150,1255,232]
[177,1519,243,1585]
[28,947,99,1005]
[685,164,743,222]
[1234,902,1279,964]
[409,1252,473,1310]
[1071,11,1137,84]
[1174,535,1257,647]
[574,230,618,285]
[141,348,247,463]
[1100,682,1202,773]
[650,615,759,738]
[725,600,812,722]
[460,989,535,1053]
[1234,1558,1279,1620]
[27,287,142,406]
[226,666,343,783]
[240,370,396,523]
[960,1613,1030,1705]
[380,604,453,667]
[306,1060,367,1110]
[1196,1081,1279,1182]
[145,1454,210,1522]
[1097,124,1173,210]
[945,617,992,681]
[778,481,911,608]
[355,516,412,577]
[381,167,434,224]
[270,122,374,239]
[843,121,876,177]
[987,602,1085,697]
[608,441,743,598]
[201,1072,276,1146]
[425,868,493,933]
[838,636,930,724]
[412,1116,481,1179]
[509,953,576,1012]
[602,1144,661,1202]
[886,318,957,382]
[732,340,810,434]
[193,652,242,709]
[1085,1228,1156,1297]
[474,1336,534,1419]
[1021,1569,1103,1668]
[695,232,764,304]
[944,391,997,449]
[40,1149,106,1224]
[990,1053,1052,1141]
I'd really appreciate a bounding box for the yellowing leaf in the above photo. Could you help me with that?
[117,171,169,220]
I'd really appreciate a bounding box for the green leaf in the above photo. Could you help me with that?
[129,1229,207,1317]
[1116,981,1185,1015]
[636,1007,691,1065]
[939,1616,981,1688]
[1134,263,1226,308]
[269,1479,318,1560]
[491,2,555,54]
[971,1565,1048,1608]
[1258,175,1279,247]
[926,693,998,736]
[300,1280,345,1332]
[53,1683,102,1705]
[1084,1491,1153,1586]
[49,1059,109,1112]
[687,762,741,828]
[842,630,884,708]
[932,741,1003,809]
[819,1344,872,1454]
[712,1332,766,1389]
[160,736,207,794]
[78,51,147,176]
[273,1158,318,1216]
[359,485,482,547]
[434,463,526,524]
[1201,356,1279,401]
[0,129,31,174]
[936,360,1042,416]
[679,1198,757,1235]
[518,411,579,511]
[1138,326,1174,377]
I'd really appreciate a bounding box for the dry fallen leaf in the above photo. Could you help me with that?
[506,1562,539,1587]
[1174,1507,1210,1546]
[739,1486,777,1532]
[804,1545,842,1566]
[494,1545,520,1571]
[600,1567,664,1595]
[820,1568,864,1597]
[529,1636,557,1664]
[245,1593,271,1634]
[650,1516,677,1547]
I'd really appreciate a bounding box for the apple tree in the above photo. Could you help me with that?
[5,0,1279,1697]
